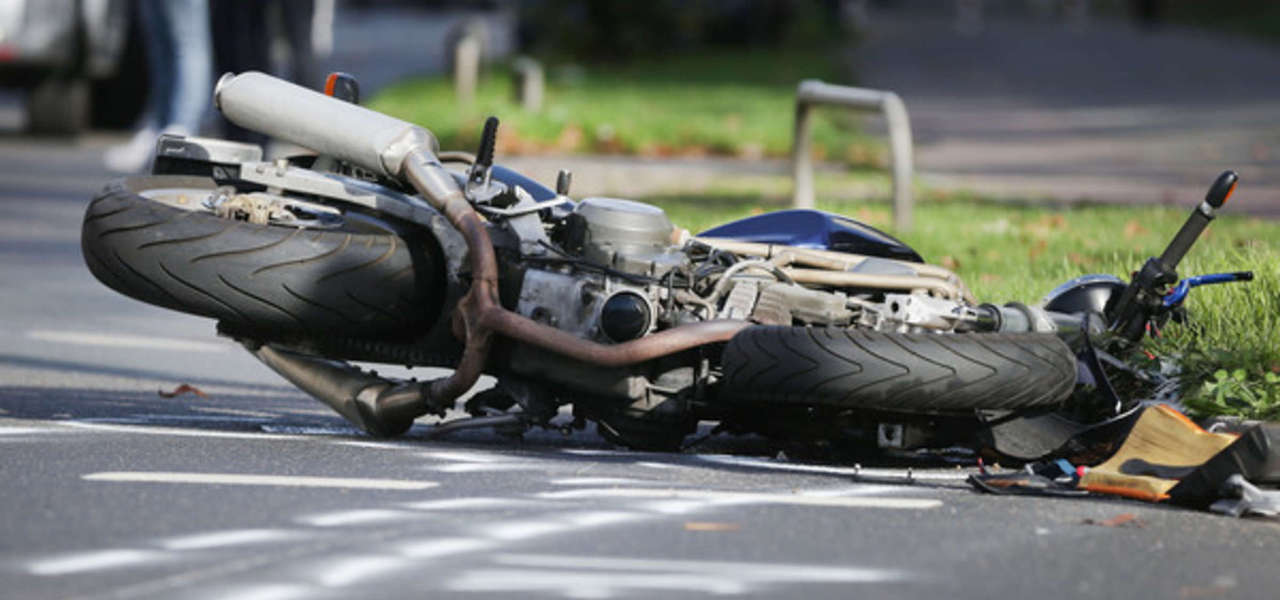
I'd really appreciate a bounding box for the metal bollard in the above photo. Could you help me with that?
[451,27,482,106]
[512,56,544,112]
[791,79,914,232]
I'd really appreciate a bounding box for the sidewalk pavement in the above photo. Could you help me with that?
[853,6,1280,217]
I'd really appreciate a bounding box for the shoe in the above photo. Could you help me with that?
[103,126,159,173]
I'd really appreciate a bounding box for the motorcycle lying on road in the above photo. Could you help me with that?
[80,71,1253,458]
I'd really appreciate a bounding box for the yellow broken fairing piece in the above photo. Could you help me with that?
[1079,405,1237,501]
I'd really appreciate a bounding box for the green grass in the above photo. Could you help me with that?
[368,48,877,164]
[644,187,1280,418]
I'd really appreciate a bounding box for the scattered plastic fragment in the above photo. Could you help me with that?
[1208,475,1280,519]
[158,384,208,399]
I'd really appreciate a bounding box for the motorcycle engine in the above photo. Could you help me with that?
[564,197,687,277]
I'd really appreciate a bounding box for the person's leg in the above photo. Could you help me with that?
[155,0,213,134]
[279,0,317,88]
[209,0,268,143]
[104,0,172,172]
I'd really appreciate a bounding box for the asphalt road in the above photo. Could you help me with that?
[2,6,1279,595]
[2,134,1279,600]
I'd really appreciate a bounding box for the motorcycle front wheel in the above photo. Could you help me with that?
[717,326,1077,412]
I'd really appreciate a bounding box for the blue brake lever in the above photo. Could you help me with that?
[1162,271,1254,308]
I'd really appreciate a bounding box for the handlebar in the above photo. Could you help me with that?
[1108,170,1241,341]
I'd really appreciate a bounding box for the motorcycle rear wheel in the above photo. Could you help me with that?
[718,326,1076,412]
[81,176,444,340]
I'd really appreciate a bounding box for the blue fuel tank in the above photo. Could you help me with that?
[698,209,923,263]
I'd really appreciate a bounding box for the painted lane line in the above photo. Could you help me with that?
[26,329,230,353]
[447,553,908,597]
[296,509,418,527]
[127,414,274,423]
[0,426,52,436]
[480,520,567,541]
[560,511,644,528]
[420,450,509,463]
[199,584,312,600]
[493,553,907,581]
[60,420,311,441]
[537,487,942,510]
[550,477,661,486]
[337,440,419,451]
[401,497,520,511]
[429,462,541,473]
[189,406,281,418]
[161,529,299,551]
[258,424,362,435]
[28,549,164,576]
[397,537,496,559]
[448,569,748,597]
[83,472,438,490]
[315,556,411,588]
[559,448,649,457]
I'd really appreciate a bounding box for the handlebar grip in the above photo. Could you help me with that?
[1157,170,1236,269]
[215,71,439,178]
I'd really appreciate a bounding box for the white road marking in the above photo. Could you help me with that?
[28,549,163,576]
[128,414,272,423]
[83,471,437,490]
[636,500,709,515]
[315,556,410,588]
[160,529,298,551]
[188,406,281,419]
[203,584,311,600]
[397,537,496,559]
[61,420,308,441]
[538,488,942,510]
[449,568,746,598]
[494,553,905,581]
[429,462,540,473]
[337,440,418,451]
[0,426,49,436]
[26,329,229,353]
[401,497,517,511]
[635,461,683,470]
[560,448,648,457]
[296,509,417,527]
[560,511,644,528]
[420,450,507,463]
[448,554,908,597]
[550,477,657,486]
[481,520,567,541]
[258,424,361,435]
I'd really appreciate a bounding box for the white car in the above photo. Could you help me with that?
[0,0,128,134]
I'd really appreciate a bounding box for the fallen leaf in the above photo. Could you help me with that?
[1123,220,1148,239]
[1028,238,1048,260]
[940,255,960,270]
[158,384,208,399]
[684,522,741,532]
[1082,513,1143,528]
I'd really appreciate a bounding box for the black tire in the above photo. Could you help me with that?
[718,326,1076,413]
[28,76,89,136]
[81,176,445,340]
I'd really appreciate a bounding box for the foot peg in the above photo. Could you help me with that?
[250,344,436,437]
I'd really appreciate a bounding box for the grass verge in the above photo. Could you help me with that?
[644,187,1280,419]
[368,48,876,163]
